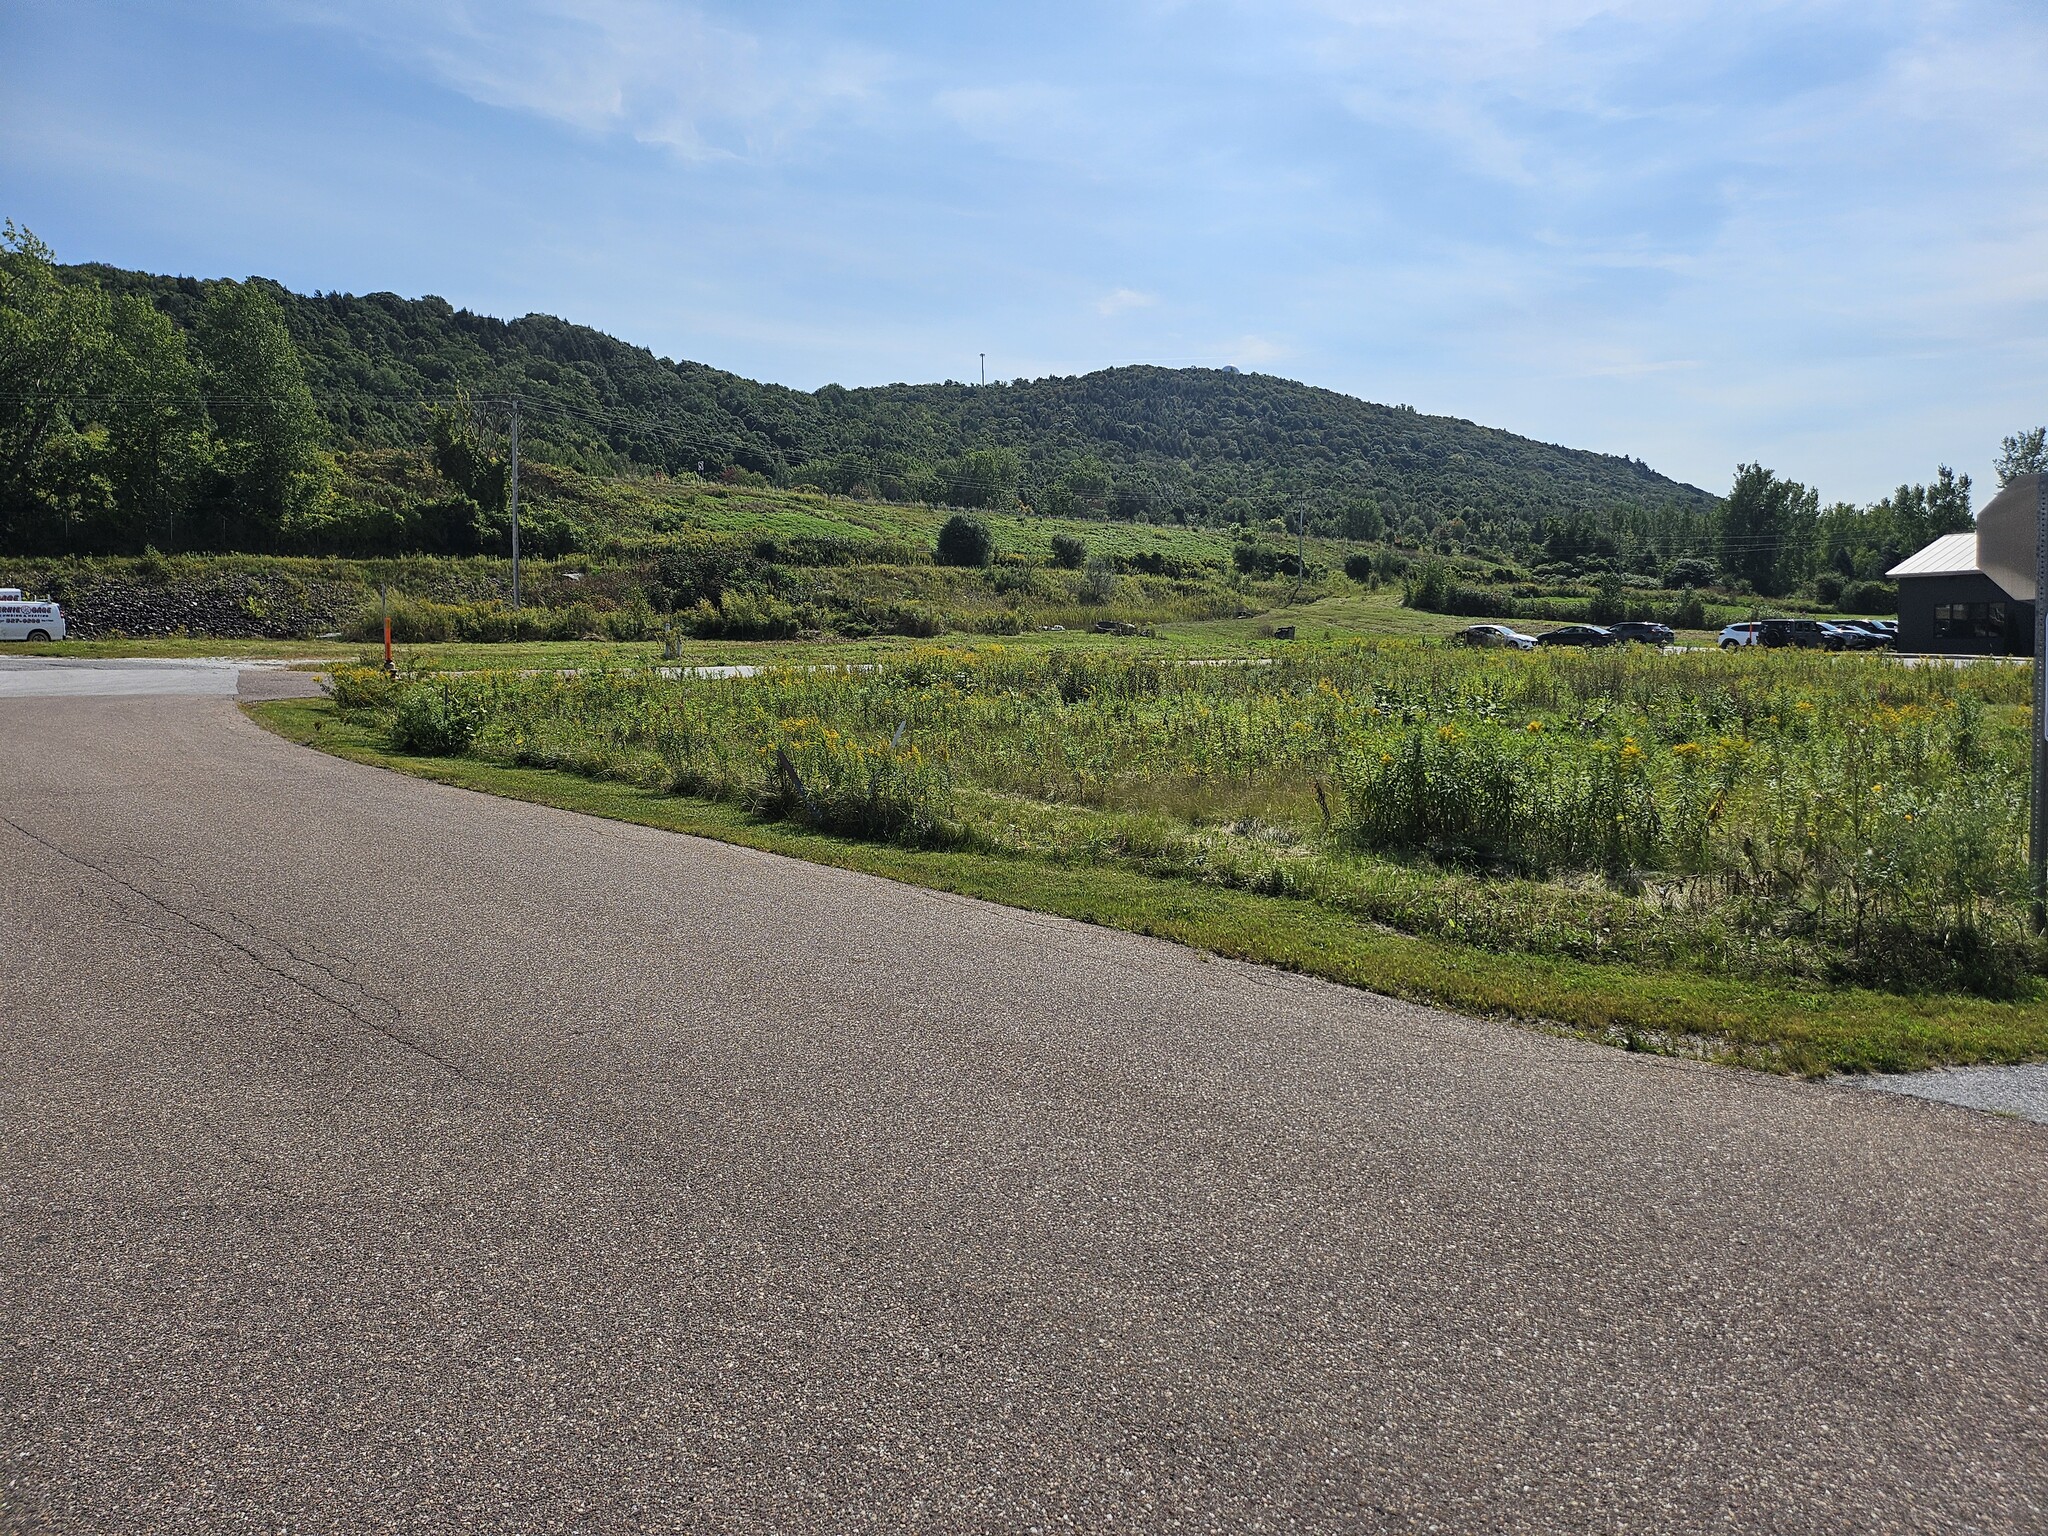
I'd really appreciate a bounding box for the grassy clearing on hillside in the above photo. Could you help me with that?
[253,693,2048,1078]
[293,642,2048,1074]
[7,473,1779,655]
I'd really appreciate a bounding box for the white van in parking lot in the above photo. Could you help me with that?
[0,589,66,642]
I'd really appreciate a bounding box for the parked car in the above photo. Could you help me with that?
[1719,621,1763,649]
[1536,624,1617,648]
[1830,621,1893,650]
[1608,620,1675,646]
[1757,617,1840,650]
[1454,623,1537,650]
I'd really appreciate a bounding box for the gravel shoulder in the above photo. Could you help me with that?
[1854,1060,2048,1123]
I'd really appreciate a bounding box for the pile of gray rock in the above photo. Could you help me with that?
[54,571,363,639]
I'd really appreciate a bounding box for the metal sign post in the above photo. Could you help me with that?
[2034,475,2047,931]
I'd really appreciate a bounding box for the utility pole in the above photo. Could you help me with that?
[980,353,986,386]
[2033,474,2047,930]
[507,400,522,611]
[1291,504,1307,606]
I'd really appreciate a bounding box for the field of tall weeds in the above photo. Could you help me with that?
[331,642,2039,999]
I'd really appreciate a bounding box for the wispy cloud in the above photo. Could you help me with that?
[15,0,2048,501]
[281,0,892,159]
[1230,333,1290,366]
[1095,286,1156,317]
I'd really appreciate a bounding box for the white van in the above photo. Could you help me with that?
[0,589,67,642]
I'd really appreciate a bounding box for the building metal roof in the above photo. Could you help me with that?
[1886,531,1982,580]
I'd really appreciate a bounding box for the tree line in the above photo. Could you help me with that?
[12,236,1719,557]
[1704,439,2048,600]
[6,227,2041,581]
[0,224,326,554]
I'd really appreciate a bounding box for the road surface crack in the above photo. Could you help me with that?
[0,813,464,1077]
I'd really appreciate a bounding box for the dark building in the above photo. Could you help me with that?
[1888,531,2034,656]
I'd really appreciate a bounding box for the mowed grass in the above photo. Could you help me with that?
[31,620,1284,670]
[253,639,2048,1077]
[15,635,355,660]
[1173,585,1474,645]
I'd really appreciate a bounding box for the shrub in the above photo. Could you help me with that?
[1587,574,1626,625]
[1344,550,1375,583]
[683,589,804,639]
[1667,589,1709,631]
[1050,533,1088,569]
[1840,580,1897,615]
[759,718,954,844]
[1232,538,1313,578]
[837,601,945,638]
[1081,554,1119,605]
[324,664,397,712]
[936,514,996,567]
[1665,557,1718,589]
[601,599,660,642]
[388,683,493,756]
[1401,558,1454,611]
[654,535,765,607]
[1340,723,1659,877]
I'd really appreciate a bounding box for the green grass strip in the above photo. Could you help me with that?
[248,695,2048,1078]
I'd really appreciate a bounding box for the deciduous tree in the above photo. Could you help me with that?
[198,280,324,544]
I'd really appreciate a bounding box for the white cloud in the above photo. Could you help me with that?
[280,0,892,159]
[1230,333,1291,365]
[1095,286,1157,317]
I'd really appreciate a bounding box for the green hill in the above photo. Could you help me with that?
[66,262,1716,547]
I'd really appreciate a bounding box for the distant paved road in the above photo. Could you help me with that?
[2,683,2044,1534]
[0,656,324,700]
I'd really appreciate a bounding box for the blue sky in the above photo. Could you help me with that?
[4,0,2044,504]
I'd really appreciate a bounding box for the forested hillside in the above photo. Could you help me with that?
[7,229,1994,597]
[43,250,1717,550]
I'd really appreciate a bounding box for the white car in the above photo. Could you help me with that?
[1455,623,1537,650]
[1718,621,1762,650]
[0,588,66,642]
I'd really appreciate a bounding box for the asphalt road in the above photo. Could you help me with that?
[2,684,2044,1534]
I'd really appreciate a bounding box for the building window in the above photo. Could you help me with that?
[1933,602,2008,642]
